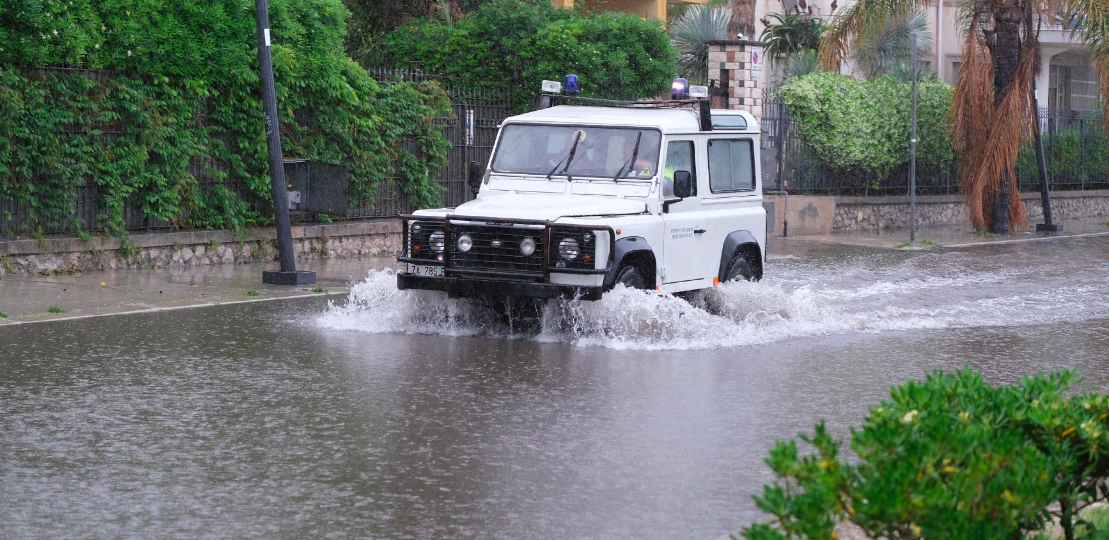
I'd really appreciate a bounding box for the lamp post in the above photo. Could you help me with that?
[255,0,315,286]
[909,34,918,243]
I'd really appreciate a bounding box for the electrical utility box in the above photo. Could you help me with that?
[283,159,349,217]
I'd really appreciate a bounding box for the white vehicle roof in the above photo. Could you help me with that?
[505,105,758,134]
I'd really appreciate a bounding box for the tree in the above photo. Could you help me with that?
[849,11,933,80]
[728,0,757,40]
[759,11,827,65]
[671,5,732,84]
[819,0,1109,233]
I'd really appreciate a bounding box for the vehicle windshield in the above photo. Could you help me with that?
[490,124,662,180]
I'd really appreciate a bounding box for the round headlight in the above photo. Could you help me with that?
[429,231,445,253]
[412,223,422,232]
[583,232,593,243]
[458,234,473,252]
[558,237,580,261]
[520,237,536,256]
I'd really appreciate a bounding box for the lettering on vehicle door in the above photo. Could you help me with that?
[670,227,694,239]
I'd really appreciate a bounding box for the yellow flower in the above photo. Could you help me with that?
[910,523,922,537]
[848,507,856,515]
[1100,413,1107,420]
[1063,427,1076,437]
[831,533,838,539]
[1002,490,1015,502]
[943,465,956,473]
[958,411,971,421]
[902,410,919,423]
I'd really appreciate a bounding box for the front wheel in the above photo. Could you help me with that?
[614,265,647,289]
[723,253,756,282]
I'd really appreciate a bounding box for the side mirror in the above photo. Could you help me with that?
[467,161,484,195]
[673,170,693,199]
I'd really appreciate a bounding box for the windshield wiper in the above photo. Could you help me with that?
[613,131,643,183]
[547,131,583,180]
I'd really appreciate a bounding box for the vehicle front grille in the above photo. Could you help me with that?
[447,224,545,278]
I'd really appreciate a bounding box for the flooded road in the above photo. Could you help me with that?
[3,236,1109,539]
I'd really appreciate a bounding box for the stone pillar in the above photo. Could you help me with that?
[706,39,767,125]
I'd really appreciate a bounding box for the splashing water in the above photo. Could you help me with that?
[316,242,1109,350]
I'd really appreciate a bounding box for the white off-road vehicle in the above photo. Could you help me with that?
[397,98,765,301]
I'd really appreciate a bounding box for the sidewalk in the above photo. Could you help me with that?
[0,258,396,325]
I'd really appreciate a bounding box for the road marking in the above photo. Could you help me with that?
[945,231,1109,248]
[0,291,347,326]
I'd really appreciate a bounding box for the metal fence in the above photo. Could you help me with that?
[1,67,513,235]
[762,98,1109,195]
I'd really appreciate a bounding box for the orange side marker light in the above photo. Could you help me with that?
[713,277,720,286]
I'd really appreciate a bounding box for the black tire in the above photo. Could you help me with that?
[723,253,755,282]
[614,265,647,289]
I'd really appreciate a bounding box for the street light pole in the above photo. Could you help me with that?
[255,0,315,286]
[909,34,918,243]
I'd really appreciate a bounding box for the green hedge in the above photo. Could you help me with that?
[779,72,954,186]
[381,0,679,110]
[743,369,1109,540]
[0,0,450,234]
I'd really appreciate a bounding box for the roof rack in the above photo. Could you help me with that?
[538,94,713,131]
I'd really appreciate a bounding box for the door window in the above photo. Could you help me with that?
[663,140,696,197]
[708,139,755,193]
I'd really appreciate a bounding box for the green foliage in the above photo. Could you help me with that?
[47,306,65,313]
[742,369,1109,540]
[849,11,933,80]
[311,285,328,293]
[247,289,260,296]
[0,0,452,235]
[669,5,731,85]
[758,12,826,63]
[780,72,954,184]
[381,0,678,110]
[0,311,9,318]
[1018,126,1109,188]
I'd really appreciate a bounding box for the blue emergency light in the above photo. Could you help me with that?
[671,78,689,100]
[563,74,580,96]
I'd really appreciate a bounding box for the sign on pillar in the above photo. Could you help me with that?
[751,46,761,78]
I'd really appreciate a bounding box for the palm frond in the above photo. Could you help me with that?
[817,0,930,71]
[850,11,934,79]
[671,5,732,85]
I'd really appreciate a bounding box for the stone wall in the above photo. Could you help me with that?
[0,220,401,277]
[832,191,1109,233]
[706,40,766,124]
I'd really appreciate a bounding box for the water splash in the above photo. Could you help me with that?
[316,247,1109,350]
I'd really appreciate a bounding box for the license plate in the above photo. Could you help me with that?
[408,264,444,277]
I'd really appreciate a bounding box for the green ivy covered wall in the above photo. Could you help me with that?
[0,0,450,235]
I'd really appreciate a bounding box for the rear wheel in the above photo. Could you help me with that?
[723,253,755,282]
[615,265,647,289]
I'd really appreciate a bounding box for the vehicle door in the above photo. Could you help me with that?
[701,136,764,277]
[661,138,707,285]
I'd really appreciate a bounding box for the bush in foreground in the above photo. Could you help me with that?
[742,369,1109,540]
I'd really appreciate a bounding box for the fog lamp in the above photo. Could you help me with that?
[520,237,536,256]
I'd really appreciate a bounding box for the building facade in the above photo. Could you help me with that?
[751,0,1102,110]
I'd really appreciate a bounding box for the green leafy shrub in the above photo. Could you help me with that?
[0,0,451,235]
[1018,126,1109,189]
[779,72,954,186]
[743,369,1109,540]
[381,0,678,110]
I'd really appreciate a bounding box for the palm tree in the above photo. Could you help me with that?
[728,0,757,40]
[671,5,733,85]
[760,11,828,64]
[820,0,1109,233]
[849,11,933,80]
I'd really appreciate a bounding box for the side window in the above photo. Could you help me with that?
[663,140,697,197]
[708,139,755,193]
